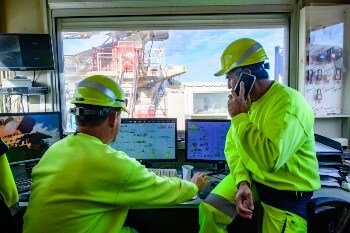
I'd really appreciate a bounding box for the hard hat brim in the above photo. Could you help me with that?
[121,106,129,114]
[214,69,226,77]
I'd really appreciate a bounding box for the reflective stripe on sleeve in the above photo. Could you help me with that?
[203,193,236,218]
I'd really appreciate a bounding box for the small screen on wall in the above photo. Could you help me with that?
[0,34,54,71]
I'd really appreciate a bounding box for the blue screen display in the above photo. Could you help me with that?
[186,120,230,161]
[110,119,176,160]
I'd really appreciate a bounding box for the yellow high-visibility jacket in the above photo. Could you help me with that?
[23,133,197,233]
[0,154,18,207]
[225,81,321,191]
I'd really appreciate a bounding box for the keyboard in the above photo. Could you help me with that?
[148,168,177,178]
[15,178,33,193]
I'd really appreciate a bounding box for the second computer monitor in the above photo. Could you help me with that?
[110,118,177,161]
[0,112,63,165]
[186,119,230,162]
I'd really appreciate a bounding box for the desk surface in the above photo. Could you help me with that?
[129,186,350,209]
[19,186,349,209]
[313,187,350,201]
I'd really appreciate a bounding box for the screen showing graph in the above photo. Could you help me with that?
[186,119,230,162]
[110,118,177,161]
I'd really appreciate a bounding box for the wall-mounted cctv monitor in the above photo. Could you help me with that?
[110,118,177,162]
[0,112,63,165]
[0,34,54,71]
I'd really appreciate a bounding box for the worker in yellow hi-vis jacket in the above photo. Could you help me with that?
[199,38,321,233]
[23,75,209,233]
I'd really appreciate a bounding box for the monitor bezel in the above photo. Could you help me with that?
[0,111,63,166]
[185,119,230,163]
[0,33,55,71]
[117,118,178,162]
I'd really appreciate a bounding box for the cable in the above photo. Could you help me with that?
[33,70,40,82]
[20,95,25,113]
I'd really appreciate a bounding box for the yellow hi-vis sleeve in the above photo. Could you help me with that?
[0,155,18,207]
[224,126,251,187]
[231,110,308,173]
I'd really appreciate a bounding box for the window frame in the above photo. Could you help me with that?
[53,12,291,132]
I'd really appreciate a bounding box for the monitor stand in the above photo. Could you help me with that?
[207,162,228,176]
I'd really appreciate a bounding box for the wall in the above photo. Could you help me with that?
[2,0,45,33]
[0,0,4,32]
[0,0,55,112]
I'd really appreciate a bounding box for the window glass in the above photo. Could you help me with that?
[61,28,286,131]
[193,93,228,114]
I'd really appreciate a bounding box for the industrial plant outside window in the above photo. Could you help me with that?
[59,23,287,131]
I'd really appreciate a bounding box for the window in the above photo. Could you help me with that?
[57,15,288,131]
[193,93,228,115]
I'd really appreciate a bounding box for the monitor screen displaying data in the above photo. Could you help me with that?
[0,112,62,165]
[186,119,230,162]
[110,118,177,161]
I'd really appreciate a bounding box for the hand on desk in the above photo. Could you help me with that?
[190,172,210,191]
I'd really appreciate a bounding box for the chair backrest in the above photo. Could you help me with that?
[0,198,18,233]
[307,197,350,233]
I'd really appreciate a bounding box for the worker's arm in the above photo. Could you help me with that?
[0,139,19,207]
[115,160,198,207]
[231,105,309,173]
[225,126,251,186]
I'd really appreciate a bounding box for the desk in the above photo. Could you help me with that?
[19,186,350,208]
[18,187,349,233]
[125,187,350,233]
[313,187,350,202]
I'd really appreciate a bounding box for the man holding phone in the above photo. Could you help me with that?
[199,38,320,232]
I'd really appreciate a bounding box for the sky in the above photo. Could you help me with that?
[63,28,286,83]
[31,114,61,145]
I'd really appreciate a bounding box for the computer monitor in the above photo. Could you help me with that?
[0,34,54,71]
[110,118,177,162]
[185,119,230,163]
[0,112,63,165]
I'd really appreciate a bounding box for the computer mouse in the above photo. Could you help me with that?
[198,189,211,200]
[198,182,214,200]
[19,192,31,202]
[211,180,220,187]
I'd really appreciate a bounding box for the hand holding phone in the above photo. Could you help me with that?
[234,72,256,100]
[228,72,254,118]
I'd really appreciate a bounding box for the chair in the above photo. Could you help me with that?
[0,198,19,233]
[307,197,350,233]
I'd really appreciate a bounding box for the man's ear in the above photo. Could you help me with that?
[243,69,252,74]
[108,111,117,127]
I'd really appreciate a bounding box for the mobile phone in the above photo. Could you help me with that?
[234,72,256,99]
